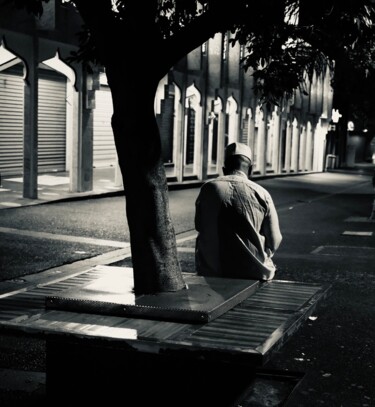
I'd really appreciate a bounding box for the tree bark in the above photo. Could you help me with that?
[106,62,186,294]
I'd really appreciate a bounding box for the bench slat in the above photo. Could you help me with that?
[0,266,330,366]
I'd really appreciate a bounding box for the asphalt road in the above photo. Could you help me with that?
[0,187,200,281]
[0,170,374,406]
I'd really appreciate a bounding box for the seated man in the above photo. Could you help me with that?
[195,142,282,280]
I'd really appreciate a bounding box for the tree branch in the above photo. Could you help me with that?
[71,0,119,62]
[126,0,159,24]
[123,0,164,46]
[161,5,245,73]
[73,0,114,27]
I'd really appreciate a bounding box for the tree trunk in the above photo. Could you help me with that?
[105,63,186,295]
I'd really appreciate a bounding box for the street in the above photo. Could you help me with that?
[0,170,374,406]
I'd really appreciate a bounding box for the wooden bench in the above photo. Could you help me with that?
[0,266,330,406]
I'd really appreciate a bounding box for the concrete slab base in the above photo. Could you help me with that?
[46,266,259,323]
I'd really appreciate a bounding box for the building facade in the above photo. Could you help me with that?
[155,32,333,183]
[0,1,333,199]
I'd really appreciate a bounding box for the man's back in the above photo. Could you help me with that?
[195,171,282,280]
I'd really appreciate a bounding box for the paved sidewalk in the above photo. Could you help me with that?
[0,165,207,210]
[0,166,124,210]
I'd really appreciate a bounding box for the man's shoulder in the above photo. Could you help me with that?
[202,175,269,193]
[202,176,231,187]
[200,177,230,194]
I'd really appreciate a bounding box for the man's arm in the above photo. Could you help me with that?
[262,195,282,253]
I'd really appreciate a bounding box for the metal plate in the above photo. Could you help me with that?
[46,267,259,323]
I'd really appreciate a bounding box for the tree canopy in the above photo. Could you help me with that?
[7,0,375,105]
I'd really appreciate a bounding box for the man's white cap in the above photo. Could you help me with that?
[225,142,252,162]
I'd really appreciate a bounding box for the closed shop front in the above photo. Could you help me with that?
[38,67,67,172]
[0,64,24,175]
[0,65,67,176]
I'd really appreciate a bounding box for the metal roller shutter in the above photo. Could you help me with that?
[0,65,24,175]
[93,87,117,167]
[38,68,67,172]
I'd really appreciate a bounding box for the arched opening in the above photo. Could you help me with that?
[305,121,314,170]
[225,95,238,145]
[39,52,77,175]
[184,83,202,178]
[253,105,262,170]
[298,124,307,171]
[246,107,256,159]
[93,70,117,170]
[279,118,287,172]
[171,82,182,180]
[240,107,251,145]
[155,75,175,176]
[266,113,273,170]
[283,119,293,172]
[207,97,223,175]
[291,117,300,172]
[271,108,281,173]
